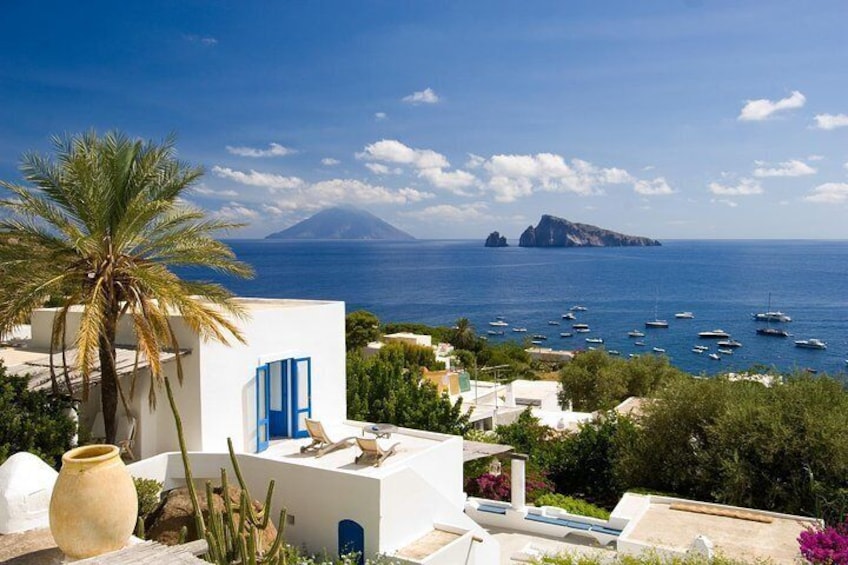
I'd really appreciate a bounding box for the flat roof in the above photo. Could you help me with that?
[256,421,454,478]
[623,496,816,563]
[485,526,614,564]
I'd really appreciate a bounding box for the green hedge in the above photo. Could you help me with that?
[534,493,610,520]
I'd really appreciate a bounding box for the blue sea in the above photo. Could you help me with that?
[195,239,848,376]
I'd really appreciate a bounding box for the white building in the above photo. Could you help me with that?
[1,299,498,563]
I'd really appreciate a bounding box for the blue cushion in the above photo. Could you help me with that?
[589,525,622,536]
[477,503,507,515]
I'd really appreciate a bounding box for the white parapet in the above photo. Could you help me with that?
[510,454,527,511]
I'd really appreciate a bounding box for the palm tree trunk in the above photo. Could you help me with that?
[99,312,119,444]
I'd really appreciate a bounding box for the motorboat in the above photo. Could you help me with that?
[634,341,646,346]
[716,339,742,348]
[570,305,588,312]
[698,329,730,339]
[574,328,591,333]
[652,347,666,353]
[530,340,544,345]
[489,320,509,327]
[708,353,721,360]
[628,330,646,338]
[718,348,734,355]
[532,334,548,341]
[560,332,573,338]
[487,330,504,336]
[693,345,709,351]
[756,327,790,337]
[692,347,704,354]
[512,327,528,332]
[795,338,827,350]
[675,312,695,319]
[548,320,561,326]
[585,337,604,344]
[608,350,621,356]
[562,312,576,320]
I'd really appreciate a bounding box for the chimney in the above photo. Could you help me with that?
[510,453,528,510]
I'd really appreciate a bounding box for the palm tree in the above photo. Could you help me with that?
[452,317,477,351]
[0,131,253,443]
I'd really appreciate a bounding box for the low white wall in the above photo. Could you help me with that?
[129,451,382,560]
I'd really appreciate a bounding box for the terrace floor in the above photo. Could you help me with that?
[256,421,451,477]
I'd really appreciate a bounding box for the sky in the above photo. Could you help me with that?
[2,1,848,240]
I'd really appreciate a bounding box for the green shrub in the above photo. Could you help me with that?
[133,477,163,521]
[0,366,76,468]
[534,493,610,520]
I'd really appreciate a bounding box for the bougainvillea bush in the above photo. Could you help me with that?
[798,520,848,564]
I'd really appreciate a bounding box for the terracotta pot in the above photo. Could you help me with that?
[49,444,138,559]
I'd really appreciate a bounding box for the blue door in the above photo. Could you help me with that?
[269,360,288,438]
[255,365,270,452]
[291,357,312,438]
[338,519,364,565]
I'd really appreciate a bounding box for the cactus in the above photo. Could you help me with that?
[165,375,288,564]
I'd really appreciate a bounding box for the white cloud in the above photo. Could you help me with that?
[482,153,633,201]
[193,184,239,198]
[752,159,816,178]
[215,202,259,220]
[401,202,492,222]
[226,143,294,158]
[634,177,675,195]
[211,166,304,192]
[805,183,848,203]
[417,168,477,192]
[465,154,486,169]
[738,91,806,121]
[364,163,401,175]
[375,112,387,120]
[813,113,848,130]
[307,179,434,205]
[321,158,340,166]
[358,139,450,170]
[402,88,440,105]
[185,34,218,46]
[260,204,284,216]
[714,199,739,208]
[708,178,764,196]
[808,154,825,162]
[844,161,848,171]
[642,165,655,171]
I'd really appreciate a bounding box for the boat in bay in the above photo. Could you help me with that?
[652,347,666,353]
[718,348,734,355]
[548,320,561,326]
[698,329,730,339]
[645,319,669,328]
[634,341,646,346]
[487,330,504,336]
[795,338,826,350]
[675,311,695,319]
[512,327,528,333]
[489,320,509,327]
[716,339,742,348]
[532,334,548,341]
[586,337,604,344]
[756,327,790,337]
[708,353,721,360]
[560,332,572,338]
[628,330,646,338]
[570,305,588,312]
[562,312,576,320]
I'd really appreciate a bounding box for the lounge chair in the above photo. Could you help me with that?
[300,419,355,457]
[117,414,137,461]
[354,436,399,467]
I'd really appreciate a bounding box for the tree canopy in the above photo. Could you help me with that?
[0,131,252,442]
